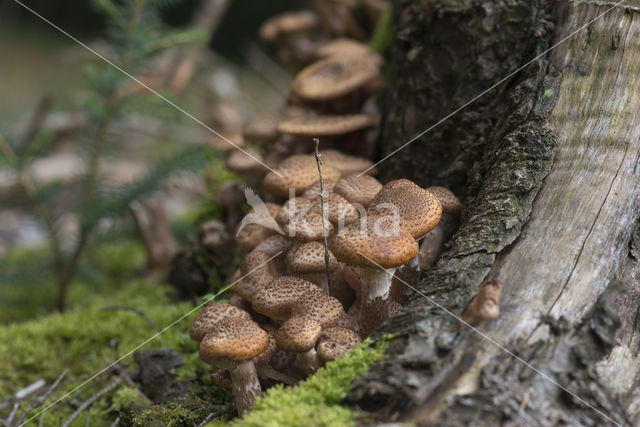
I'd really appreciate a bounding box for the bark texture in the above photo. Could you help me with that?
[348,1,640,425]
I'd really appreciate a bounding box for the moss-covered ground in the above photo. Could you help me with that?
[0,240,392,426]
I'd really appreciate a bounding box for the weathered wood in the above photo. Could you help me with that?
[348,1,640,425]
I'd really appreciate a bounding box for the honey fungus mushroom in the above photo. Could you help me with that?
[419,186,463,268]
[199,318,270,415]
[262,154,342,198]
[331,215,418,337]
[276,316,323,374]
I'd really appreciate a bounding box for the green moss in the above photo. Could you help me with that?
[110,386,150,412]
[0,282,201,424]
[221,336,394,427]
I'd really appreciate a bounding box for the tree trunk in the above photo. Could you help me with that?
[348,1,640,425]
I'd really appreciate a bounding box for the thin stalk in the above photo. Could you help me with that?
[313,138,333,296]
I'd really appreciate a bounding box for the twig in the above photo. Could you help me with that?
[109,417,120,427]
[313,138,333,296]
[100,305,156,330]
[16,369,69,426]
[60,377,123,427]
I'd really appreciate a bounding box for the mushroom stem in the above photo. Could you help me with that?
[299,348,322,374]
[355,266,395,337]
[228,360,262,416]
[418,224,445,268]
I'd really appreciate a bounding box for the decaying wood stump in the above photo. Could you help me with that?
[348,1,640,425]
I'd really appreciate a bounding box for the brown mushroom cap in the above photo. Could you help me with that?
[225,149,269,174]
[368,180,442,239]
[302,179,337,199]
[276,197,313,225]
[209,132,246,153]
[199,317,269,363]
[291,55,380,101]
[331,215,418,269]
[190,302,252,342]
[235,203,282,251]
[315,38,384,67]
[276,316,322,352]
[252,276,320,320]
[242,113,278,144]
[426,186,463,216]
[334,174,383,208]
[277,115,378,137]
[282,211,335,242]
[263,154,342,197]
[291,288,345,327]
[235,250,279,302]
[309,192,360,226]
[321,150,377,177]
[317,327,362,361]
[285,241,340,274]
[259,10,319,44]
[252,234,292,257]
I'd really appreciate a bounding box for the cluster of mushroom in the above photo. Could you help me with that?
[187,3,465,417]
[190,167,462,413]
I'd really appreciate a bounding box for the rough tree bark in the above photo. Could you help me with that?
[348,1,640,425]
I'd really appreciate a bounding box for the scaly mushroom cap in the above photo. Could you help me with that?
[263,154,342,197]
[334,174,383,208]
[277,115,378,137]
[389,301,403,318]
[199,318,269,363]
[285,241,340,274]
[190,302,252,342]
[259,10,319,43]
[276,197,313,225]
[309,192,360,226]
[321,150,377,176]
[426,186,463,216]
[242,113,278,144]
[276,316,322,352]
[368,180,442,239]
[331,215,418,269]
[283,211,335,242]
[291,288,345,327]
[235,250,279,302]
[315,38,384,67]
[291,55,380,101]
[252,276,320,320]
[317,327,362,361]
[209,132,246,153]
[235,203,282,251]
[225,149,269,174]
[252,234,292,257]
[302,179,337,199]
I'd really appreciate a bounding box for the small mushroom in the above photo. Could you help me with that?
[331,215,418,337]
[235,203,282,252]
[199,318,270,415]
[252,276,320,321]
[234,250,279,302]
[317,327,362,362]
[285,241,340,293]
[282,210,335,242]
[263,154,342,198]
[461,278,502,326]
[333,174,383,208]
[190,302,252,342]
[225,149,269,188]
[309,192,360,228]
[290,288,346,327]
[302,179,337,199]
[419,186,463,268]
[276,316,323,375]
[242,113,278,147]
[291,55,380,102]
